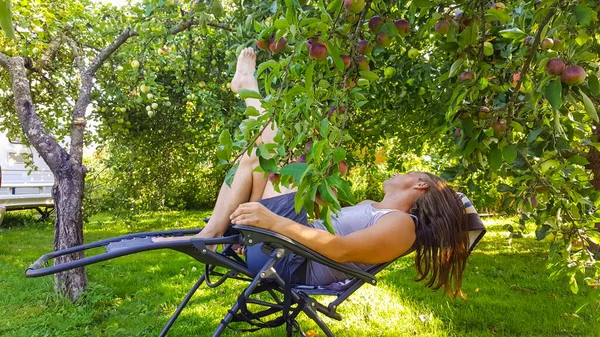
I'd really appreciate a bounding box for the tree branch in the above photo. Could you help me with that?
[2,56,67,172]
[0,52,11,68]
[37,36,63,70]
[69,27,138,166]
[508,7,556,113]
[168,19,232,35]
[87,27,138,76]
[65,36,86,75]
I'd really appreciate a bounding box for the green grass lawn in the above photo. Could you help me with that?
[1,211,598,337]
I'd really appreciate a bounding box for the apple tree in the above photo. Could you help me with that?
[213,0,600,297]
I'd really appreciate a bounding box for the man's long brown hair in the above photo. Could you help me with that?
[410,173,470,298]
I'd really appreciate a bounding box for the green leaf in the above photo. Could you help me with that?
[219,129,232,147]
[333,148,346,163]
[498,27,525,39]
[256,59,279,78]
[326,0,342,11]
[359,71,379,82]
[573,4,595,26]
[579,89,599,122]
[502,146,518,164]
[449,59,464,77]
[589,75,600,98]
[488,148,503,170]
[245,106,260,117]
[258,143,270,158]
[328,43,344,72]
[259,156,277,173]
[545,79,562,111]
[568,155,589,166]
[210,0,224,18]
[305,63,314,92]
[224,163,239,187]
[237,88,262,99]
[320,118,329,138]
[0,0,16,39]
[485,8,511,24]
[280,162,309,184]
[569,274,579,294]
[274,18,289,29]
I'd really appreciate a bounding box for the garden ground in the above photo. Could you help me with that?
[0,210,598,337]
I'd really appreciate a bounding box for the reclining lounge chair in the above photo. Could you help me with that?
[26,193,486,337]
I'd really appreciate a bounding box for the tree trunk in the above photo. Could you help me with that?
[53,167,87,301]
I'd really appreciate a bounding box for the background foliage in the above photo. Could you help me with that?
[1,0,599,297]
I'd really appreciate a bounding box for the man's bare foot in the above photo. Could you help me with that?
[230,47,258,93]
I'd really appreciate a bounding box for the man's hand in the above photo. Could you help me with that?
[230,202,281,230]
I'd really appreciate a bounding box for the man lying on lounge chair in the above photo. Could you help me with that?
[154,47,477,298]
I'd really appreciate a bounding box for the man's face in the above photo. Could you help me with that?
[383,171,427,192]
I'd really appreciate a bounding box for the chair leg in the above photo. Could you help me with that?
[301,302,336,337]
[211,273,264,337]
[158,274,206,337]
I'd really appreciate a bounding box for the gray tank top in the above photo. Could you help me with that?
[304,202,401,286]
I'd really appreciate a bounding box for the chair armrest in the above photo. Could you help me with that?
[233,225,378,286]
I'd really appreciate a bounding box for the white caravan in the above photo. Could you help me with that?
[0,132,54,224]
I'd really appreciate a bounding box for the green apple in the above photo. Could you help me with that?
[483,42,494,56]
[384,67,396,78]
[407,48,419,59]
[200,66,206,73]
[131,60,140,69]
[211,59,217,66]
[199,81,206,88]
[140,84,150,93]
[147,93,154,100]
[152,103,158,110]
[117,65,124,71]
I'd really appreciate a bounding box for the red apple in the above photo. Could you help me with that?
[552,39,564,50]
[454,128,462,137]
[269,37,287,53]
[394,19,410,36]
[338,160,348,176]
[491,2,505,11]
[492,119,508,133]
[355,55,369,71]
[375,32,392,47]
[368,16,383,33]
[340,54,351,69]
[343,0,365,14]
[540,38,553,50]
[304,141,313,153]
[546,57,565,76]
[297,154,307,163]
[309,42,328,61]
[561,65,587,86]
[459,71,475,82]
[328,106,346,117]
[435,20,450,35]
[357,40,373,54]
[315,188,338,206]
[268,172,281,184]
[256,39,270,50]
[524,36,534,46]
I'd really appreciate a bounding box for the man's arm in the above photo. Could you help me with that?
[230,203,415,264]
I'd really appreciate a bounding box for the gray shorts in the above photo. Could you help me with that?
[244,193,308,285]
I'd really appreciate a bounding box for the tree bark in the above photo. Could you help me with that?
[0,27,138,301]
